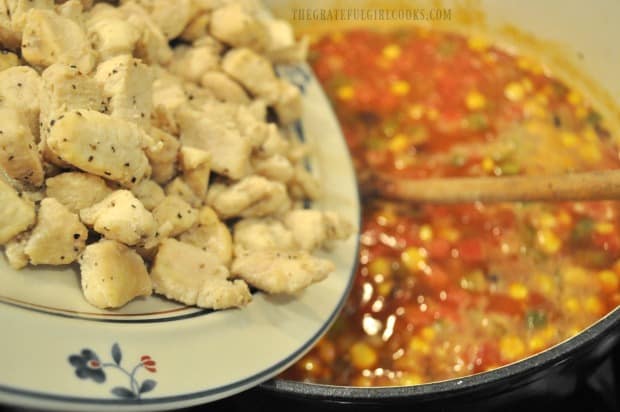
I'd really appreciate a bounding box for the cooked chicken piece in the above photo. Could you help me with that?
[79,239,152,309]
[0,178,35,244]
[4,232,29,269]
[262,18,309,64]
[232,217,294,255]
[39,63,105,164]
[177,104,252,179]
[221,47,302,124]
[0,0,54,50]
[168,43,220,84]
[45,172,113,213]
[257,124,290,157]
[151,238,251,309]
[231,249,334,294]
[179,206,232,265]
[55,0,85,22]
[288,165,321,200]
[145,126,179,184]
[80,190,156,246]
[179,146,211,200]
[86,5,140,61]
[24,197,87,264]
[0,66,41,139]
[0,107,44,186]
[207,175,291,219]
[21,9,96,73]
[122,0,192,40]
[130,179,165,211]
[47,110,151,187]
[283,209,355,252]
[180,12,210,42]
[95,54,153,128]
[221,47,278,102]
[200,71,250,104]
[209,3,268,51]
[0,50,19,71]
[251,154,294,183]
[152,66,187,113]
[152,195,197,236]
[120,1,172,65]
[164,177,202,208]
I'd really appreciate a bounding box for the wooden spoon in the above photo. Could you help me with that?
[364,169,620,203]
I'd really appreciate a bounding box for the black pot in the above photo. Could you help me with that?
[257,306,620,411]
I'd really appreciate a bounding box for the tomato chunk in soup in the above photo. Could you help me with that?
[281,27,620,386]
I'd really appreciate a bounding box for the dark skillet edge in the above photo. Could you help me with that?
[258,306,620,404]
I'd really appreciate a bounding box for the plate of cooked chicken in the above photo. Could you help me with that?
[0,0,359,410]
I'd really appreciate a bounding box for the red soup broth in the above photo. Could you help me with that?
[280,27,620,386]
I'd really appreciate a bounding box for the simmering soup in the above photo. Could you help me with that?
[281,27,620,386]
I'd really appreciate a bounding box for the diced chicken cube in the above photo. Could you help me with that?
[262,18,309,64]
[177,104,252,179]
[21,9,96,73]
[179,206,232,265]
[124,0,192,40]
[0,176,35,244]
[80,190,156,246]
[179,146,211,200]
[288,165,321,200]
[24,197,87,264]
[221,47,278,102]
[130,179,165,211]
[232,217,294,254]
[121,2,172,65]
[151,66,187,114]
[86,7,140,61]
[273,79,302,125]
[55,0,85,22]
[231,250,334,294]
[95,54,153,128]
[145,127,179,184]
[152,195,197,236]
[200,71,250,104]
[0,106,44,186]
[79,239,152,309]
[164,177,202,208]
[0,0,54,50]
[283,209,355,252]
[168,43,219,84]
[46,110,151,186]
[251,154,294,183]
[0,66,41,139]
[207,175,290,219]
[45,172,113,213]
[151,238,251,309]
[0,50,19,71]
[4,232,29,269]
[180,12,210,42]
[209,3,268,51]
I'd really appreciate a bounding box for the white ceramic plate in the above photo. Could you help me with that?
[0,63,360,411]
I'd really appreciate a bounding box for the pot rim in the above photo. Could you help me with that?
[261,305,620,402]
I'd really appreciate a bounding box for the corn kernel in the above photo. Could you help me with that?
[391,80,410,96]
[522,78,533,92]
[538,212,557,229]
[584,295,604,316]
[505,82,525,102]
[401,247,428,271]
[536,229,562,254]
[567,90,582,105]
[409,104,425,119]
[508,282,529,300]
[419,225,433,241]
[388,134,410,153]
[598,270,619,293]
[534,273,554,297]
[563,297,581,314]
[377,280,394,297]
[517,56,532,71]
[350,342,378,370]
[561,131,579,147]
[337,85,355,100]
[399,372,423,386]
[420,326,436,341]
[440,227,460,242]
[382,44,402,60]
[467,36,488,51]
[465,90,486,110]
[557,210,572,225]
[528,335,547,352]
[563,266,589,286]
[408,336,431,355]
[481,157,495,173]
[595,221,614,234]
[499,335,526,362]
[368,257,392,277]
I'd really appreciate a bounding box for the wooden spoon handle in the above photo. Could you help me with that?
[370,170,620,203]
